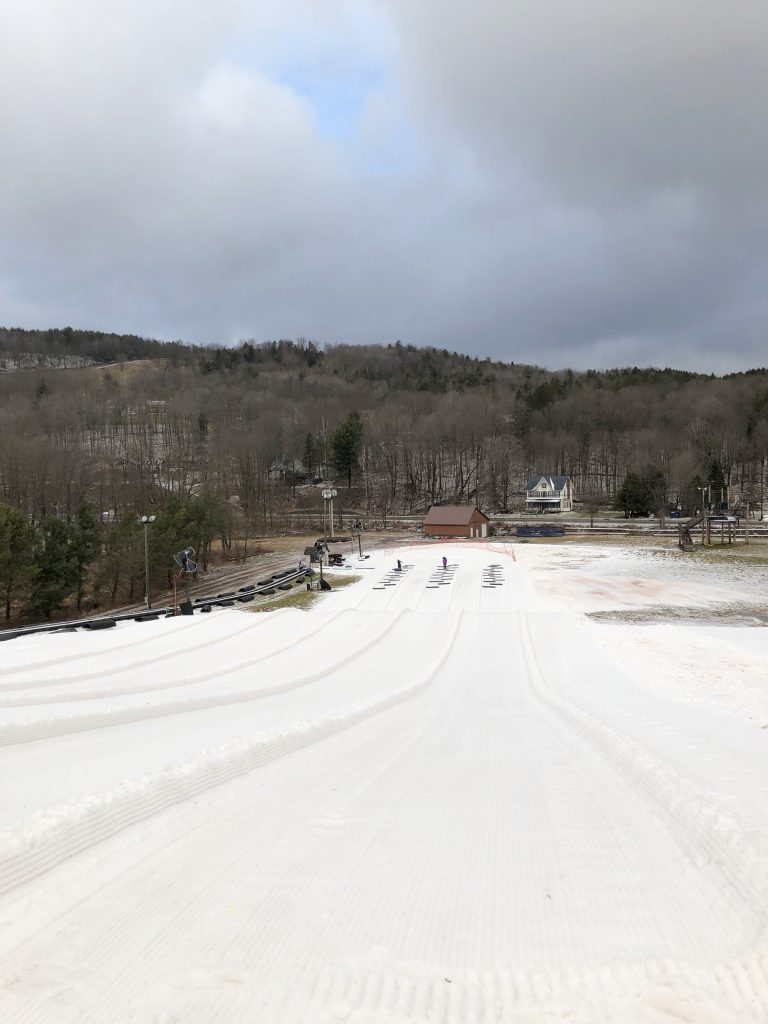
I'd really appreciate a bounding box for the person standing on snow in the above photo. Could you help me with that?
[442,556,448,570]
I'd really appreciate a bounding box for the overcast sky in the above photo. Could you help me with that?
[1,1,767,372]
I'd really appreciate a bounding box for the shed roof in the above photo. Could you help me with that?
[423,505,488,525]
[525,474,570,492]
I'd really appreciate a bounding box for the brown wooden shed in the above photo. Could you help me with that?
[423,505,490,539]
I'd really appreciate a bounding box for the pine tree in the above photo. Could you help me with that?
[27,517,79,620]
[614,471,648,517]
[72,501,101,610]
[302,432,315,480]
[330,411,363,491]
[0,503,37,621]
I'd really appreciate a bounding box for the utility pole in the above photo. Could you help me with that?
[322,489,337,540]
[139,514,156,608]
[696,486,707,544]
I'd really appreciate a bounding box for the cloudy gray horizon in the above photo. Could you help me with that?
[1,1,767,374]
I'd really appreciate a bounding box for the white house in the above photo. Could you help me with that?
[525,474,573,513]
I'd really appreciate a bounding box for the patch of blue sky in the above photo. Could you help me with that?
[277,66,385,140]
[215,6,427,178]
[217,3,398,137]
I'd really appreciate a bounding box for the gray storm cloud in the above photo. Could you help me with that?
[0,0,766,371]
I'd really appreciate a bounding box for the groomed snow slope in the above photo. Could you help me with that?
[0,542,766,1023]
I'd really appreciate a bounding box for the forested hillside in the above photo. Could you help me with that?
[1,326,767,619]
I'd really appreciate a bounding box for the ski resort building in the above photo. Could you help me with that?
[423,505,490,538]
[525,474,573,513]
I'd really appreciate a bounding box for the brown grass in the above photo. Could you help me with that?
[248,573,363,613]
[81,359,169,383]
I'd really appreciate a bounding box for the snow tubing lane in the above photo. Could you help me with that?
[0,607,357,708]
[0,609,271,680]
[517,612,768,929]
[0,609,414,743]
[0,611,463,898]
[0,606,309,693]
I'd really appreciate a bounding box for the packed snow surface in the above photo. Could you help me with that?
[1,541,767,1023]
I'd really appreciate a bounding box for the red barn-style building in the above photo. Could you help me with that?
[423,505,490,539]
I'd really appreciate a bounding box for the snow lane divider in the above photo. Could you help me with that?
[0,563,307,647]
[0,611,464,898]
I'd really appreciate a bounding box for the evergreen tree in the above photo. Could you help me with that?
[96,516,143,603]
[0,503,37,622]
[302,432,315,480]
[707,458,727,500]
[151,496,195,585]
[644,467,668,516]
[72,501,101,610]
[615,471,650,517]
[186,491,226,571]
[683,473,708,515]
[615,467,667,518]
[151,493,226,580]
[27,517,79,620]
[330,411,363,490]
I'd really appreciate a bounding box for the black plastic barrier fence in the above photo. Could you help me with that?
[0,566,311,643]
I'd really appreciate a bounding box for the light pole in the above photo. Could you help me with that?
[322,489,337,540]
[140,514,156,608]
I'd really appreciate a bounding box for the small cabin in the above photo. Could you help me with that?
[423,505,490,539]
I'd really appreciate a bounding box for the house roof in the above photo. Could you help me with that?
[423,505,488,525]
[525,474,570,492]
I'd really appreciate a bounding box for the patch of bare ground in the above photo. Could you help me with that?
[247,574,363,612]
[247,531,411,554]
[544,533,768,558]
[80,358,170,381]
[588,601,768,626]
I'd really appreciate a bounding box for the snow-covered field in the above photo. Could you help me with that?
[1,541,766,1023]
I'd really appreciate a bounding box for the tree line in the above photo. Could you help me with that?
[0,327,766,620]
